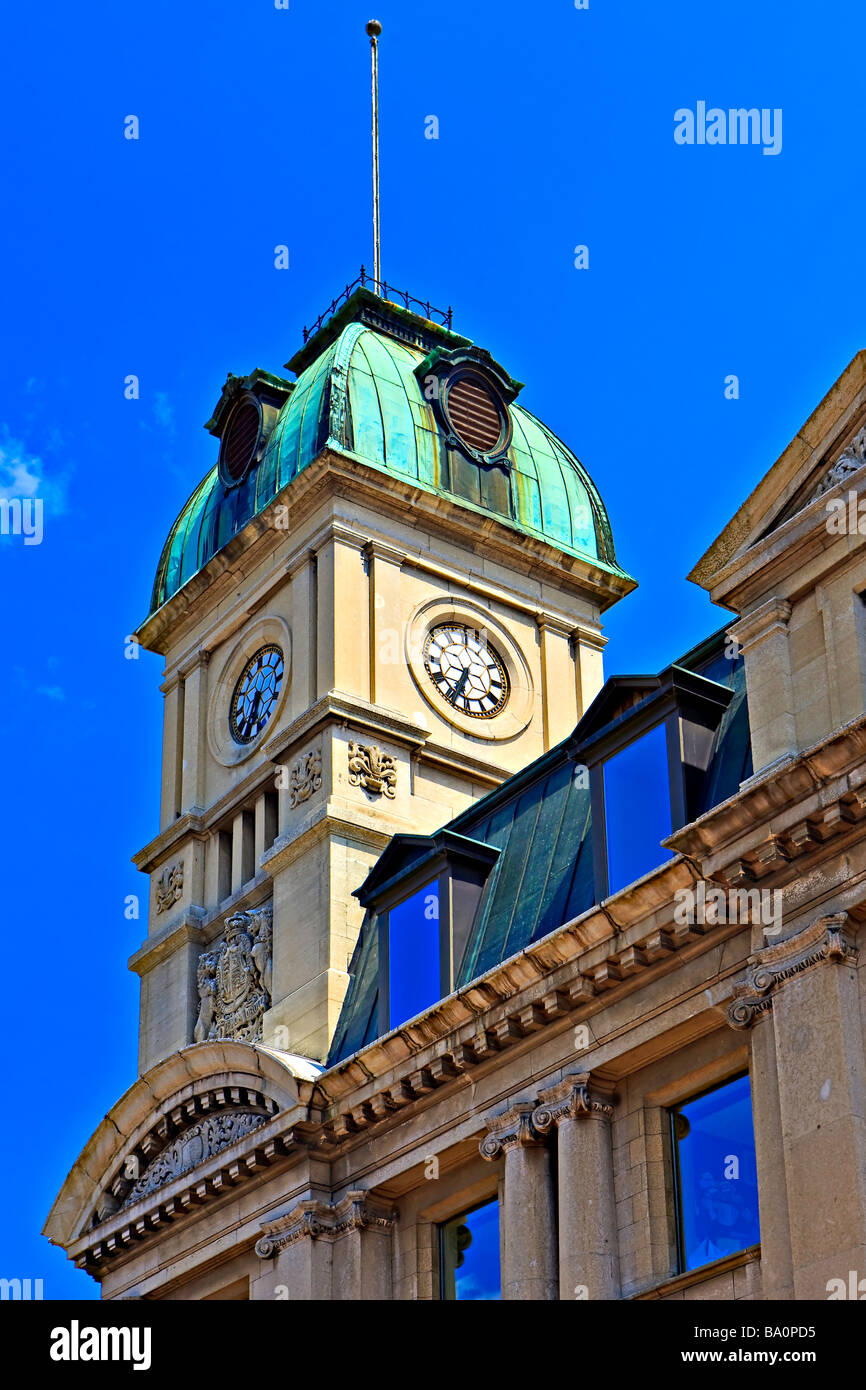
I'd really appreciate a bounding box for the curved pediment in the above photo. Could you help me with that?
[43,1041,321,1255]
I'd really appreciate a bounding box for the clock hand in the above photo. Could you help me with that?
[241,689,262,737]
[449,667,470,705]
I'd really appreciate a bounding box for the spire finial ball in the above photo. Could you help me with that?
[366,19,382,38]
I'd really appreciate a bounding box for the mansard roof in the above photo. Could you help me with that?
[328,626,753,1066]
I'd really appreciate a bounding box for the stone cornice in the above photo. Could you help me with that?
[254,1190,397,1256]
[688,349,866,595]
[726,912,859,1029]
[532,1073,616,1131]
[137,447,632,655]
[262,693,431,765]
[127,910,209,978]
[132,814,210,874]
[76,1120,298,1276]
[705,459,866,614]
[665,710,866,870]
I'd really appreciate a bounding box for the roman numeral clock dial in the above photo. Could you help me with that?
[422,625,509,719]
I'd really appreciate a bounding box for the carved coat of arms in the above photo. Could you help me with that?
[194,905,273,1045]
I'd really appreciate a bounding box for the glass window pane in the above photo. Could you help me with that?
[388,881,440,1028]
[440,1199,500,1300]
[673,1074,761,1273]
[603,722,673,893]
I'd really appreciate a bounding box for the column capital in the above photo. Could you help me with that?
[532,1073,615,1133]
[479,1101,547,1160]
[255,1190,397,1257]
[177,648,211,680]
[535,610,575,639]
[364,537,406,567]
[728,597,792,653]
[727,912,858,1029]
[570,622,607,653]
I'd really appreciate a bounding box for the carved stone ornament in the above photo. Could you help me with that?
[479,1101,548,1160]
[289,746,322,808]
[347,741,397,798]
[155,861,183,915]
[194,904,273,1045]
[532,1074,615,1134]
[726,912,858,1030]
[255,1191,397,1257]
[810,424,866,500]
[123,1111,268,1208]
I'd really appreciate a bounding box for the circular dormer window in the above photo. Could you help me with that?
[218,395,262,487]
[444,373,507,456]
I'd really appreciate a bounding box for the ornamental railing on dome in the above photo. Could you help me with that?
[302,268,453,343]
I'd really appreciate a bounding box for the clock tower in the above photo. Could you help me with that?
[130,281,635,1066]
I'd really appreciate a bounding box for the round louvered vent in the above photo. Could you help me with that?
[446,374,505,454]
[219,398,261,484]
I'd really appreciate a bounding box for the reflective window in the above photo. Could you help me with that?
[603,722,673,893]
[440,1198,500,1300]
[387,881,440,1029]
[672,1073,761,1273]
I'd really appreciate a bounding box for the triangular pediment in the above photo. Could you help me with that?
[689,350,866,598]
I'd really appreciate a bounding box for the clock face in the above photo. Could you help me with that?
[230,645,284,744]
[423,625,509,718]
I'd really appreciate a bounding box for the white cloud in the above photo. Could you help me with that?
[0,427,68,515]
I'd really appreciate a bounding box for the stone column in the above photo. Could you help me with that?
[728,1004,794,1300]
[159,674,183,830]
[179,651,209,815]
[480,1102,557,1300]
[728,913,866,1299]
[316,524,370,701]
[537,613,579,749]
[572,621,606,719]
[728,598,796,774]
[533,1074,619,1301]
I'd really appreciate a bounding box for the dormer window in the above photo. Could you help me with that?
[602,721,673,894]
[574,666,734,900]
[444,373,508,457]
[386,880,441,1028]
[354,831,501,1033]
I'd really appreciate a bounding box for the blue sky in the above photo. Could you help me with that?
[1,0,863,1299]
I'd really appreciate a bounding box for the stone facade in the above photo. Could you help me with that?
[44,332,866,1300]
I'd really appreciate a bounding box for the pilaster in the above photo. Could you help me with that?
[728,913,866,1298]
[533,1073,619,1300]
[480,1101,557,1300]
[728,598,796,775]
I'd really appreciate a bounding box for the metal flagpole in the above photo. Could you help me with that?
[366,20,382,291]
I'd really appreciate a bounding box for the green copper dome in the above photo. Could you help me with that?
[150,292,629,615]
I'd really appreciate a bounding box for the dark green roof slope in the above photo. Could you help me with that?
[328,628,752,1066]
